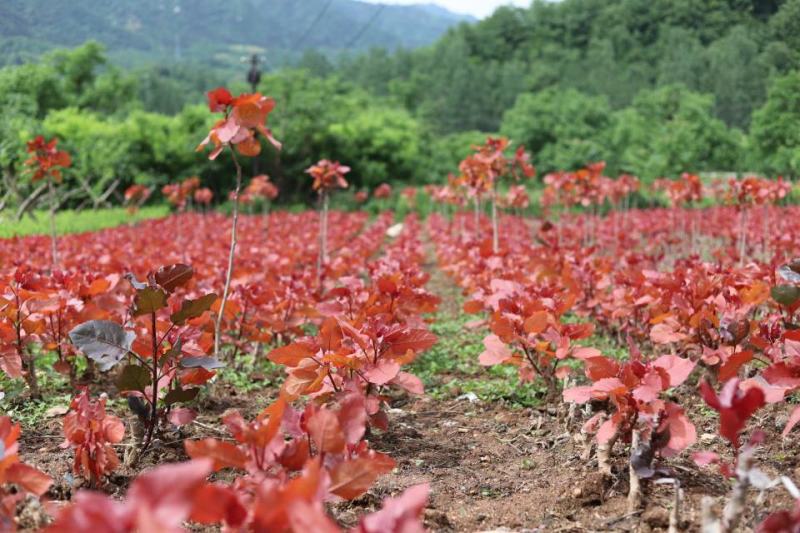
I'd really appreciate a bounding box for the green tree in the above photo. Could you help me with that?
[705,25,768,127]
[328,107,423,189]
[501,88,612,173]
[749,71,800,177]
[607,85,742,179]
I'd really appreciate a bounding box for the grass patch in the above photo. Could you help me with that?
[0,205,169,238]
[412,311,544,408]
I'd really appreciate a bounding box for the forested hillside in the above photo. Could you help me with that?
[331,0,800,178]
[1,0,800,208]
[0,0,471,68]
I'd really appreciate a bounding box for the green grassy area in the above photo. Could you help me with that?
[0,205,170,238]
[411,311,545,408]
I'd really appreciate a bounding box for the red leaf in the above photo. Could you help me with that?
[596,418,618,444]
[268,342,316,366]
[563,386,592,403]
[190,483,247,527]
[662,404,697,455]
[307,409,345,454]
[359,483,429,533]
[783,405,800,438]
[478,334,512,366]
[693,451,720,467]
[329,453,396,499]
[6,462,53,496]
[523,311,549,335]
[126,459,214,529]
[288,500,340,533]
[718,350,753,382]
[168,407,197,427]
[338,393,367,446]
[185,438,248,471]
[652,354,695,387]
[385,328,437,356]
[363,359,401,385]
[584,356,619,381]
[390,372,424,395]
[207,87,233,112]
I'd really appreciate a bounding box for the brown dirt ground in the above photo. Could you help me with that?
[11,239,800,532]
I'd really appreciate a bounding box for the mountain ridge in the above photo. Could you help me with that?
[0,0,473,67]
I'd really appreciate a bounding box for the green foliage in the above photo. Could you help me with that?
[0,0,470,69]
[501,88,612,173]
[421,130,490,182]
[339,0,794,144]
[327,107,422,189]
[606,85,743,180]
[749,71,800,176]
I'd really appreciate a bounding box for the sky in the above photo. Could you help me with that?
[364,0,531,18]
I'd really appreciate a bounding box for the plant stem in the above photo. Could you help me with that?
[141,311,160,455]
[627,429,642,512]
[474,197,480,238]
[317,191,329,286]
[48,178,58,270]
[491,190,499,254]
[214,149,243,358]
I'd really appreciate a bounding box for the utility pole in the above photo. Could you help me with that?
[246,54,263,176]
[247,54,262,94]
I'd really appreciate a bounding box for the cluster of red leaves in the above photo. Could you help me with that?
[162,176,200,210]
[451,137,534,199]
[123,184,151,213]
[193,187,213,206]
[47,455,427,533]
[0,267,119,385]
[24,136,71,183]
[716,175,791,207]
[373,183,392,199]
[0,417,52,531]
[1,210,388,376]
[427,176,800,494]
[563,342,697,457]
[241,174,279,204]
[268,215,438,428]
[498,185,530,209]
[61,389,125,486]
[307,160,350,193]
[652,172,703,207]
[467,276,591,392]
[197,87,281,160]
[541,162,641,209]
[0,216,433,530]
[183,392,413,529]
[0,206,435,530]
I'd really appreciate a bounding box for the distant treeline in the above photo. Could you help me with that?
[1,0,800,208]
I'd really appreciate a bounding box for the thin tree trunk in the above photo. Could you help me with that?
[627,429,642,512]
[317,191,329,287]
[214,151,243,358]
[491,191,499,254]
[48,179,58,270]
[474,197,480,239]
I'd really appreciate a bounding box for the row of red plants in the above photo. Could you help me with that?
[0,85,444,530]
[427,157,800,530]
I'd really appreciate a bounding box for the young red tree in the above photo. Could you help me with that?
[61,389,125,488]
[197,87,281,357]
[24,136,71,270]
[69,264,221,461]
[306,160,350,281]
